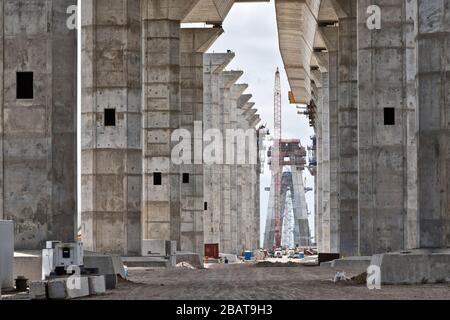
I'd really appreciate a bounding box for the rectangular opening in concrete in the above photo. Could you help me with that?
[16,72,34,99]
[204,202,208,211]
[104,109,116,126]
[182,173,190,184]
[384,108,395,125]
[153,172,162,186]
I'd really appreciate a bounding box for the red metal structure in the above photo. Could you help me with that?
[272,68,282,248]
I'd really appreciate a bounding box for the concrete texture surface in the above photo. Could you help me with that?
[1,0,77,250]
[372,251,450,285]
[0,221,14,289]
[14,251,42,281]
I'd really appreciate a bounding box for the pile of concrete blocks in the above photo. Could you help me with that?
[0,221,14,292]
[84,252,127,289]
[29,275,106,300]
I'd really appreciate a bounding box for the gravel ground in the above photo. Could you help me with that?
[85,263,450,300]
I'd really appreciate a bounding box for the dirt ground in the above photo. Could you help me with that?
[85,262,450,300]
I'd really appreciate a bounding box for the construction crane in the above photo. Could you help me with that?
[272,68,282,248]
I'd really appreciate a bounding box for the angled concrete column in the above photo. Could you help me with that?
[320,25,340,253]
[230,84,249,254]
[179,27,223,254]
[1,0,77,249]
[357,0,408,255]
[81,0,142,256]
[203,53,234,249]
[141,0,199,248]
[416,0,450,248]
[336,0,358,256]
[219,70,243,254]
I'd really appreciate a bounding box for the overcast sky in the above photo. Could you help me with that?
[206,0,316,246]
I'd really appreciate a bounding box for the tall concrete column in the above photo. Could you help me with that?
[245,110,260,251]
[416,0,450,248]
[320,25,340,253]
[203,53,234,249]
[179,27,223,254]
[141,0,199,248]
[404,0,418,249]
[219,70,242,254]
[82,0,142,256]
[230,84,249,254]
[292,168,310,246]
[316,88,323,251]
[321,70,332,252]
[1,0,77,249]
[336,0,359,256]
[357,0,408,255]
[236,93,253,253]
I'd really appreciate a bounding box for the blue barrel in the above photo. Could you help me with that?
[299,252,305,259]
[244,251,253,261]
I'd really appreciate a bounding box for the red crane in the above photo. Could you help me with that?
[273,68,282,248]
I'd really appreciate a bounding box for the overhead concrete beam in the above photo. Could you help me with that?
[180,27,224,53]
[243,102,255,111]
[204,53,235,74]
[183,0,234,23]
[231,84,249,100]
[249,115,261,128]
[221,71,244,89]
[275,0,321,104]
[142,0,202,21]
[237,94,253,108]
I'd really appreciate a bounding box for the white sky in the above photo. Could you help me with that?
[206,0,316,246]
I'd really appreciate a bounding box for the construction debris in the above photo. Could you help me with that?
[333,272,350,283]
[176,262,196,270]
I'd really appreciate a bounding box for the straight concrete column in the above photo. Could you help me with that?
[230,84,249,254]
[1,0,77,249]
[416,0,450,248]
[203,53,234,249]
[0,1,3,221]
[245,111,259,251]
[357,0,408,255]
[219,71,243,254]
[316,88,324,251]
[179,27,223,254]
[336,0,359,256]
[320,25,340,253]
[404,0,419,249]
[264,174,276,249]
[321,71,332,253]
[292,168,310,246]
[236,94,253,253]
[82,0,142,255]
[141,0,199,248]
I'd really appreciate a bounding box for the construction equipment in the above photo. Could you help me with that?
[273,68,283,248]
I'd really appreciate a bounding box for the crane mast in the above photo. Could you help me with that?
[273,68,282,248]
